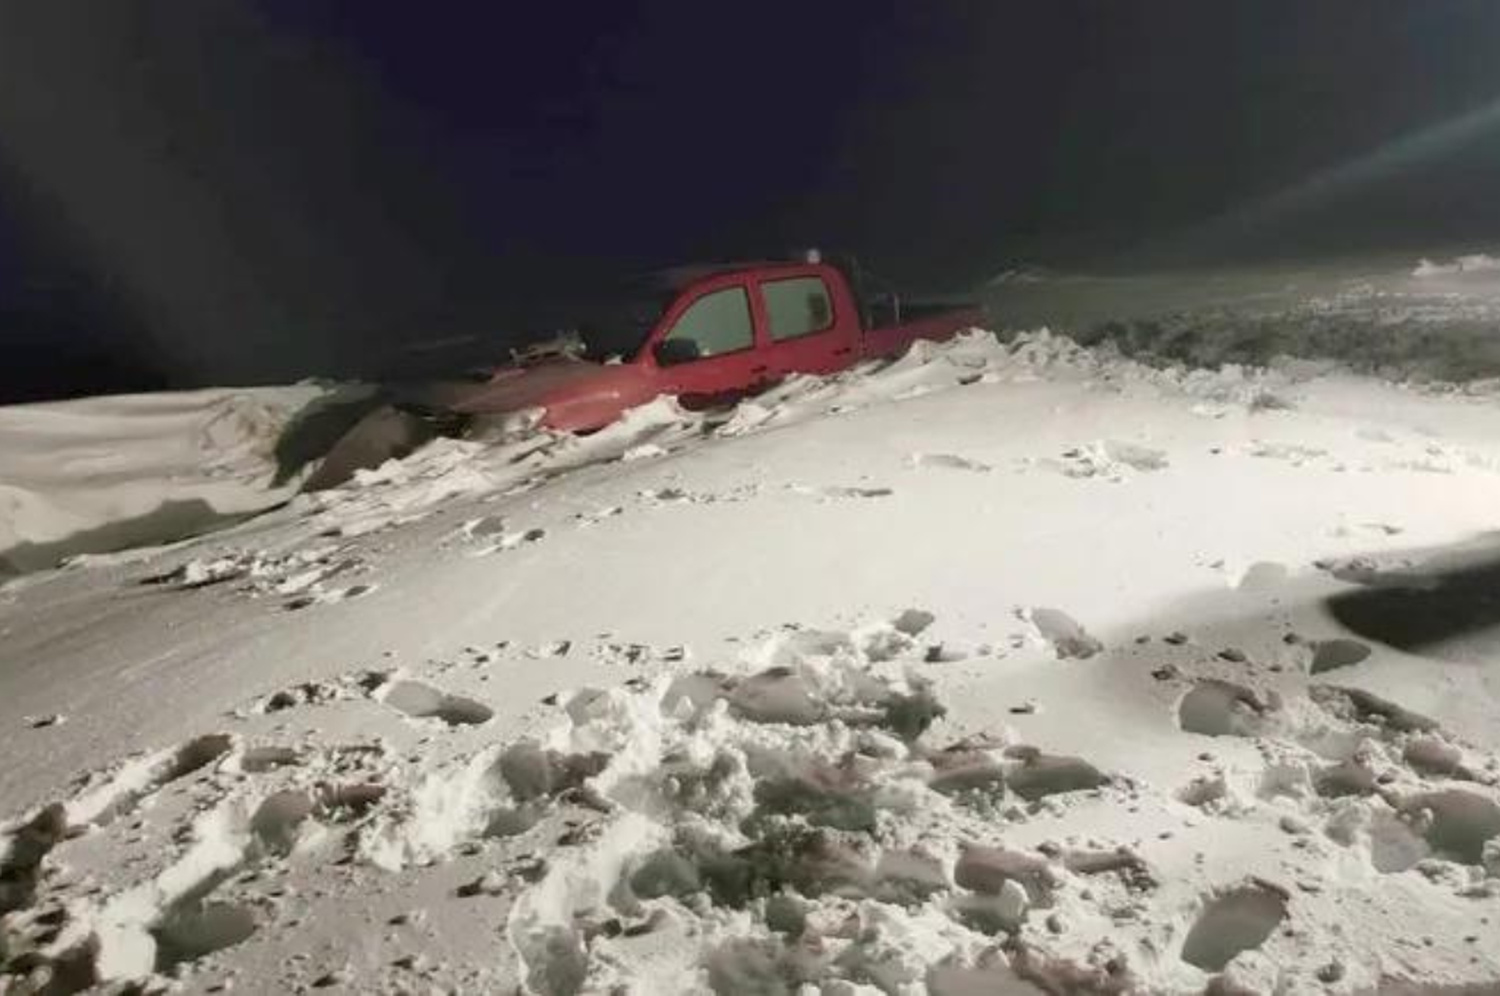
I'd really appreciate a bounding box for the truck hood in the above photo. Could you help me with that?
[401,357,647,416]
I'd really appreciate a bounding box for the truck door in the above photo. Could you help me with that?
[756,271,857,377]
[646,279,771,409]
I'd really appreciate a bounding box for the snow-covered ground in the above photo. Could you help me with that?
[0,384,375,576]
[986,251,1500,385]
[4,326,1500,994]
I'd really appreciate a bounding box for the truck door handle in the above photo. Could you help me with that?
[751,365,769,374]
[832,347,852,356]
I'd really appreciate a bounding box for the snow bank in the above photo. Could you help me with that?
[0,384,373,575]
[986,255,1500,385]
[1412,252,1500,278]
[281,329,1299,546]
[1068,308,1500,386]
[6,307,1488,580]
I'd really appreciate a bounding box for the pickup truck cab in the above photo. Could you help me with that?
[426,258,985,432]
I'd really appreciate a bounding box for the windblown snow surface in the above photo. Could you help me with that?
[986,251,1500,385]
[0,384,374,576]
[5,328,1500,993]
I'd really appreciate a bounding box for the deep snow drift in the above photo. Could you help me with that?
[4,329,1500,994]
[0,384,374,576]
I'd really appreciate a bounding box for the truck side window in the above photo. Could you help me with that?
[763,276,834,341]
[660,286,754,360]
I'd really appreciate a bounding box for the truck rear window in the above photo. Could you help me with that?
[763,276,834,341]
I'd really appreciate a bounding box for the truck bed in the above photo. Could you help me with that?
[861,302,988,360]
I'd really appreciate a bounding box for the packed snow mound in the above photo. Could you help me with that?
[1412,252,1500,278]
[0,384,373,575]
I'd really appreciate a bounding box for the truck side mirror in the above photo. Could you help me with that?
[653,338,701,367]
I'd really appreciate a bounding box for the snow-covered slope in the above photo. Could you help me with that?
[3,331,1500,994]
[0,384,373,576]
[985,252,1500,385]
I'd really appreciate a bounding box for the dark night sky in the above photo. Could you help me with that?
[3,1,1500,401]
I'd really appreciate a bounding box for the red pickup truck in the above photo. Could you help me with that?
[307,258,982,488]
[415,257,985,432]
